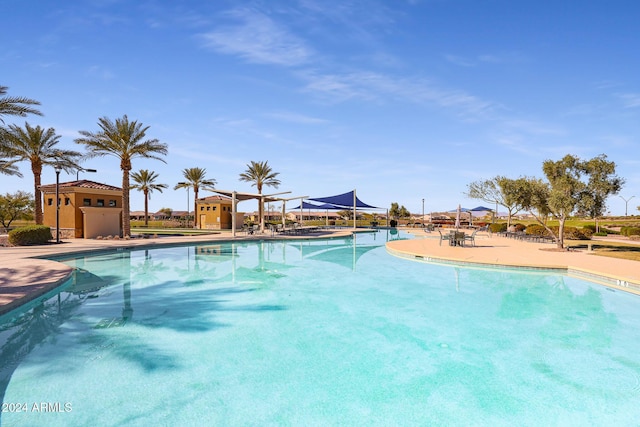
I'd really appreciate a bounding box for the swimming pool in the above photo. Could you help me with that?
[1,230,640,425]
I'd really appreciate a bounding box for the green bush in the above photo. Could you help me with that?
[593,232,608,236]
[524,224,550,236]
[549,226,591,240]
[625,227,640,236]
[513,223,526,232]
[489,223,507,233]
[582,224,597,232]
[8,225,52,246]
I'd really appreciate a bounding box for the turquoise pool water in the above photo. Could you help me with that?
[1,231,640,426]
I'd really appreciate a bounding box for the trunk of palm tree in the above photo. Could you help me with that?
[32,163,43,224]
[193,188,199,229]
[122,169,131,237]
[144,189,149,227]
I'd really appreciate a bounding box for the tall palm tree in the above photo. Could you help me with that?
[239,160,281,231]
[0,159,21,176]
[2,122,82,224]
[0,85,42,124]
[131,169,168,227]
[1,85,42,176]
[75,115,168,237]
[174,167,216,228]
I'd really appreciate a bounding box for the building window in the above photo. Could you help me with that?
[83,198,91,206]
[212,206,217,211]
[65,198,70,206]
[206,206,210,211]
[48,198,53,206]
[109,200,116,207]
[200,206,204,211]
[97,199,105,207]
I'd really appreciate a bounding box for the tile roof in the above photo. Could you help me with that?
[198,195,232,202]
[39,179,122,192]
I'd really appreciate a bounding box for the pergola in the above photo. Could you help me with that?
[210,189,308,237]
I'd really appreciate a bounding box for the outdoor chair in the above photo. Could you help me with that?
[464,229,479,247]
[437,228,451,246]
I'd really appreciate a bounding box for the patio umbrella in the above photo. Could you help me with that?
[455,204,461,230]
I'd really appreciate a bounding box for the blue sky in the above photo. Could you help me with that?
[2,0,639,215]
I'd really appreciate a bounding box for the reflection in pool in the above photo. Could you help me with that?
[1,231,640,425]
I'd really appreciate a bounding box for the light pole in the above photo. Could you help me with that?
[422,198,425,227]
[178,182,190,228]
[77,168,97,181]
[55,164,61,243]
[620,195,635,216]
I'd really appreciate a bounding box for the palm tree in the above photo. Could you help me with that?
[239,160,281,231]
[174,167,216,228]
[131,169,168,227]
[2,122,82,224]
[1,86,43,176]
[0,85,42,124]
[75,115,168,237]
[0,159,21,176]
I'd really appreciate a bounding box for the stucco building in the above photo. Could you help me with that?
[196,195,244,230]
[40,180,123,238]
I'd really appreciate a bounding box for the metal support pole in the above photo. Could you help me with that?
[55,165,61,243]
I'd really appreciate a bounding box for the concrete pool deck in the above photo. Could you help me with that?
[2,228,640,316]
[387,229,640,294]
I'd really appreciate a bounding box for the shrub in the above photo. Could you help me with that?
[524,224,550,236]
[593,232,608,237]
[582,224,597,232]
[489,223,507,233]
[549,226,590,240]
[161,220,182,228]
[8,225,52,246]
[625,227,640,236]
[513,223,526,232]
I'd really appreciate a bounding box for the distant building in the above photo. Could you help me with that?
[196,195,244,230]
[40,180,123,238]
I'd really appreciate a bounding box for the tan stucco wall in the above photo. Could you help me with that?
[80,207,123,238]
[196,200,234,229]
[42,186,123,238]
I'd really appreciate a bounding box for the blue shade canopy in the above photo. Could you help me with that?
[289,201,342,210]
[308,191,379,209]
[470,206,494,211]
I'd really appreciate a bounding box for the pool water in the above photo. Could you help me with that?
[1,231,640,426]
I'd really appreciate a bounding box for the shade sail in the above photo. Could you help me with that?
[470,206,494,211]
[308,190,379,209]
[289,201,342,210]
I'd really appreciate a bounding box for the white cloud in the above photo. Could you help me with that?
[199,8,312,67]
[299,70,495,119]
